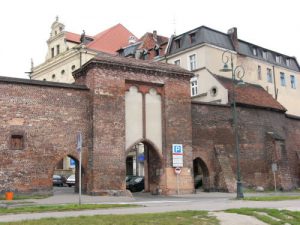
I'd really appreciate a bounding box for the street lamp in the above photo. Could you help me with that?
[220,50,245,199]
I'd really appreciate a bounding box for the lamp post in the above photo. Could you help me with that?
[220,50,245,199]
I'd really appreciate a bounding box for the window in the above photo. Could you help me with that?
[154,44,160,56]
[189,33,196,44]
[276,55,281,63]
[280,72,286,86]
[61,70,65,75]
[253,48,257,56]
[56,45,60,55]
[43,78,46,81]
[71,65,76,70]
[52,74,56,79]
[189,54,196,71]
[262,51,267,59]
[267,68,272,83]
[290,75,296,89]
[11,135,24,150]
[174,59,180,66]
[51,47,54,58]
[190,77,198,96]
[257,65,261,80]
[174,39,181,49]
[286,58,290,66]
[210,87,218,97]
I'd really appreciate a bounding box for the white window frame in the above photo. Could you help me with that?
[189,54,197,71]
[263,51,267,59]
[190,76,198,96]
[257,65,261,80]
[290,75,296,89]
[280,72,286,86]
[174,59,181,66]
[267,68,272,83]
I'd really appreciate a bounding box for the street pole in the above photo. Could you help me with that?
[79,149,82,205]
[231,57,243,199]
[77,132,82,205]
[220,50,244,199]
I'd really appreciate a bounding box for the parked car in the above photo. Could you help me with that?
[66,174,75,187]
[52,175,66,187]
[128,176,144,192]
[126,176,137,190]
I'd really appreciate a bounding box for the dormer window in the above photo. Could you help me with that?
[286,58,290,66]
[174,39,181,49]
[189,33,196,44]
[276,55,281,63]
[154,44,160,56]
[262,51,267,59]
[252,47,257,56]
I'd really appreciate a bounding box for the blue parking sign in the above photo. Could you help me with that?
[172,144,183,154]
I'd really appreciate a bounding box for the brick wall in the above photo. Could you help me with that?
[0,79,90,194]
[192,102,300,191]
[75,57,194,195]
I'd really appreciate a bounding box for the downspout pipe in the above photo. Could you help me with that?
[272,65,278,99]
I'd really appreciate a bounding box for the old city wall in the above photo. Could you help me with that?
[192,102,300,191]
[74,58,194,195]
[0,78,90,194]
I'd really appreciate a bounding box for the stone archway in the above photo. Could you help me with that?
[125,140,163,194]
[193,157,210,191]
[51,154,86,194]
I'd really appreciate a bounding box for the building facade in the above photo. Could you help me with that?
[31,17,137,83]
[117,31,168,61]
[163,26,300,116]
[1,54,299,195]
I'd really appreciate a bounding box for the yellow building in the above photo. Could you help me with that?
[162,26,300,116]
[31,17,137,83]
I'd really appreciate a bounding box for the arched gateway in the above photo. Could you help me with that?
[0,54,194,196]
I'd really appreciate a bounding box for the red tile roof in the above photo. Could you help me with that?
[74,52,193,79]
[217,76,286,112]
[87,23,137,54]
[65,32,81,43]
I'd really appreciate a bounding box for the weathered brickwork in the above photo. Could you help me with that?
[1,54,299,196]
[0,79,90,194]
[74,55,194,195]
[192,102,300,191]
[0,55,194,196]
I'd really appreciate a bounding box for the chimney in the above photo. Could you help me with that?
[153,30,158,43]
[227,27,239,52]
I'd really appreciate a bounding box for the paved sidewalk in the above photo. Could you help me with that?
[0,190,299,223]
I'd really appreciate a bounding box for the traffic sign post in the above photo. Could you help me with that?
[272,163,278,192]
[172,144,183,167]
[76,132,82,205]
[174,167,181,195]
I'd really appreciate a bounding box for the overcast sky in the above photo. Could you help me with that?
[1,0,299,79]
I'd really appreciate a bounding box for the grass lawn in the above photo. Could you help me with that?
[0,211,218,225]
[226,208,300,225]
[0,203,136,215]
[242,195,300,201]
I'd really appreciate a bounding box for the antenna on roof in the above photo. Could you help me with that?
[172,16,177,35]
